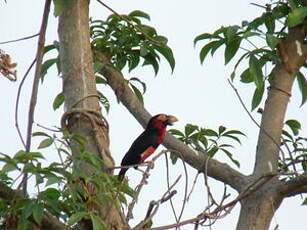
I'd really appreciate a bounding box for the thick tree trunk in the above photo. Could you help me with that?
[236,180,282,230]
[239,25,307,230]
[58,0,125,229]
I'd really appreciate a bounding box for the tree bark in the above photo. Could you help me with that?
[237,25,307,230]
[58,0,125,229]
[236,184,282,230]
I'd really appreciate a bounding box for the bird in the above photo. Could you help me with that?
[118,114,178,181]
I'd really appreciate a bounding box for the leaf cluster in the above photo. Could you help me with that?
[281,119,307,174]
[169,124,245,167]
[194,0,307,110]
[90,10,175,74]
[0,130,132,230]
[40,10,176,112]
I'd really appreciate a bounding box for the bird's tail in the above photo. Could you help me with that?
[118,168,128,181]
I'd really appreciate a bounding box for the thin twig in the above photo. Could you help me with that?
[126,150,167,222]
[227,79,286,159]
[178,155,188,223]
[134,175,181,230]
[95,0,165,46]
[150,173,277,230]
[164,153,180,225]
[21,0,51,196]
[0,33,39,45]
[15,58,36,149]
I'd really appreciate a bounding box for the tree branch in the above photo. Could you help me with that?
[95,50,248,192]
[277,174,307,198]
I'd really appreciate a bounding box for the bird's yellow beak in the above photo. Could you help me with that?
[165,114,178,126]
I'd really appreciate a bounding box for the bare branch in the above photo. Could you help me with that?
[21,0,51,196]
[15,58,36,148]
[126,150,167,222]
[0,33,39,45]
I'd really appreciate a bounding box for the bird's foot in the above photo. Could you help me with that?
[145,160,154,169]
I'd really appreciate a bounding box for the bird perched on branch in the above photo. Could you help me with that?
[118,114,178,181]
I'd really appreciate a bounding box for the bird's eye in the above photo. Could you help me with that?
[158,114,166,121]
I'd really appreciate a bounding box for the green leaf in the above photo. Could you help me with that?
[223,134,242,145]
[251,84,265,111]
[68,211,88,226]
[225,36,241,64]
[43,44,56,55]
[129,77,147,94]
[41,58,58,82]
[225,26,240,41]
[202,129,218,137]
[207,146,218,157]
[210,39,225,56]
[46,175,62,186]
[152,44,175,72]
[194,33,218,45]
[17,217,28,230]
[199,42,213,64]
[38,138,54,149]
[91,214,107,230]
[286,7,307,27]
[230,72,235,81]
[41,188,61,200]
[240,68,253,83]
[264,12,275,33]
[249,55,264,89]
[130,84,144,105]
[140,45,149,57]
[168,129,184,137]
[128,53,141,72]
[32,132,51,138]
[96,76,108,84]
[266,34,279,49]
[21,200,35,219]
[296,72,307,106]
[97,91,110,113]
[53,92,64,110]
[272,5,290,19]
[223,130,246,136]
[170,153,178,164]
[14,151,44,161]
[199,40,224,64]
[285,119,301,136]
[138,25,157,37]
[143,53,159,75]
[218,126,226,135]
[221,148,240,168]
[53,0,63,17]
[185,124,199,137]
[129,10,150,20]
[33,203,44,225]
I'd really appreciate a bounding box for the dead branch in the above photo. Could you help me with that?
[126,150,168,222]
[20,0,51,196]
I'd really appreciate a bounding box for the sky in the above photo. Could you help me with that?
[0,0,307,229]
